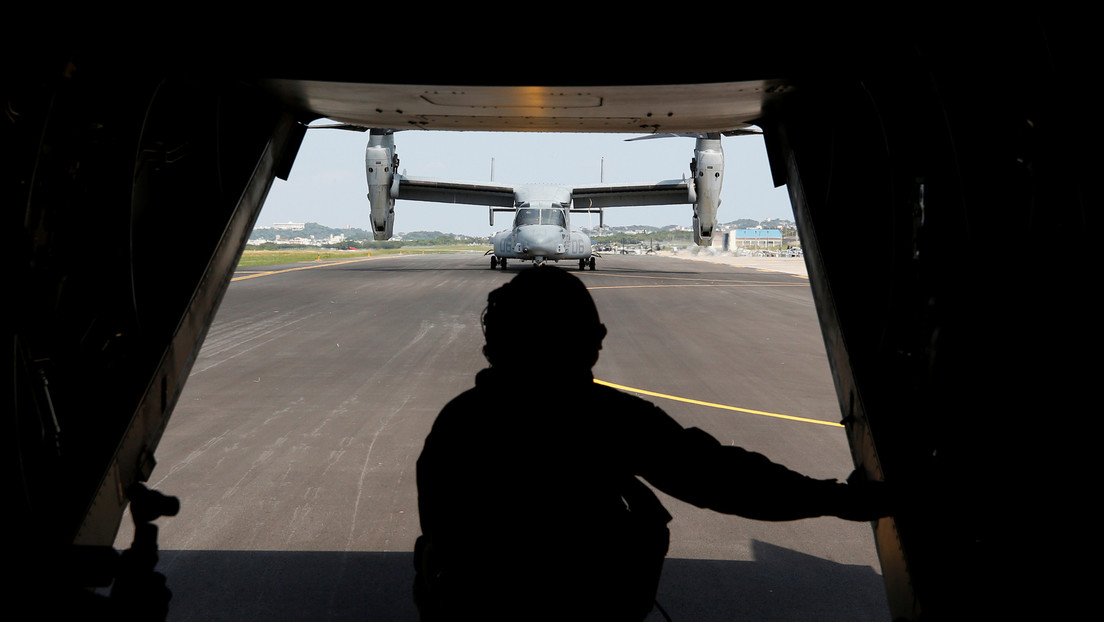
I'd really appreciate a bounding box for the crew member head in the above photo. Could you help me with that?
[481,266,607,371]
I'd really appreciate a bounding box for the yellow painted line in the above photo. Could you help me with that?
[231,255,398,281]
[587,283,805,290]
[584,269,805,288]
[652,257,810,279]
[594,379,843,427]
[586,271,779,284]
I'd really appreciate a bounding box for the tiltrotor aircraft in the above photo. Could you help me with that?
[359,128,739,269]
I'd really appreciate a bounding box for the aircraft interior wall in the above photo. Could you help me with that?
[762,26,1095,619]
[5,56,307,614]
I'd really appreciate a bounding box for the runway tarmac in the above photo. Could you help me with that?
[116,251,889,621]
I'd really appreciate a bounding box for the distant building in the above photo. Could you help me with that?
[725,228,783,250]
[277,236,314,245]
[272,222,305,231]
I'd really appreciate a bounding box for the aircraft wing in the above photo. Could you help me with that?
[397,175,516,208]
[569,179,694,209]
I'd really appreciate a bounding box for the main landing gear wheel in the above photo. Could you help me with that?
[490,256,498,269]
[589,257,596,270]
[579,259,586,270]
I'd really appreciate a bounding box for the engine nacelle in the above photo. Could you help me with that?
[691,135,724,246]
[365,130,397,240]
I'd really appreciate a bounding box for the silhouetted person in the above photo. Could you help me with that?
[414,266,891,621]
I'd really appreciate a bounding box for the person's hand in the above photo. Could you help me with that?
[834,469,895,521]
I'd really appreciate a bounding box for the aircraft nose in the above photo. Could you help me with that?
[520,226,565,255]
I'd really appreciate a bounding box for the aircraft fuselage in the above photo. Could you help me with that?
[492,225,592,260]
[489,202,595,268]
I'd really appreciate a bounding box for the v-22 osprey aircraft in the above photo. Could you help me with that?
[361,128,734,270]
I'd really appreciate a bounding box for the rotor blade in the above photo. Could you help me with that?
[624,133,690,141]
[625,128,762,141]
[720,128,763,136]
[306,122,370,132]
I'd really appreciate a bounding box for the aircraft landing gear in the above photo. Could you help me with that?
[579,259,586,270]
[490,256,498,269]
[589,257,596,270]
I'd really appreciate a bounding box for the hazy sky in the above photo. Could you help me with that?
[258,125,795,237]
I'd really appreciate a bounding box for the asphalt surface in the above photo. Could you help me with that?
[116,251,889,621]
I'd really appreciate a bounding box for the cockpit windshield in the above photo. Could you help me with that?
[514,207,567,228]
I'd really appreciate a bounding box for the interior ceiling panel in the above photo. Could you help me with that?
[259,79,783,133]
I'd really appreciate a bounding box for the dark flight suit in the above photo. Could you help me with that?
[414,367,880,621]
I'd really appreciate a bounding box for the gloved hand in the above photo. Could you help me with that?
[832,468,896,521]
